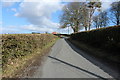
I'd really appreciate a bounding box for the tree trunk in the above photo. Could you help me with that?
[85,27,87,31]
[88,23,91,30]
[73,26,79,33]
[117,20,120,25]
[73,28,78,33]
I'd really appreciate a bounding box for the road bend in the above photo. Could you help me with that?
[33,39,113,78]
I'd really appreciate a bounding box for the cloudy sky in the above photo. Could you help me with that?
[1,0,119,34]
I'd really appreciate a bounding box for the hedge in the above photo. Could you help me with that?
[2,34,57,66]
[70,25,120,54]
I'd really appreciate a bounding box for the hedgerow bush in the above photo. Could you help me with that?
[2,34,57,66]
[70,25,120,54]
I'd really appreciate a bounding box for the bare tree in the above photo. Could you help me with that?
[93,11,109,29]
[110,1,120,25]
[81,3,89,31]
[87,1,101,30]
[93,15,100,29]
[60,2,89,33]
[99,11,109,27]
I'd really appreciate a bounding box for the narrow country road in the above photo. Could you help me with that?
[33,39,113,78]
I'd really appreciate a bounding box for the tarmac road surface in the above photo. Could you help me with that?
[33,39,113,78]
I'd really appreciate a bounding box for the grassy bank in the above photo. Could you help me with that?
[69,25,120,66]
[2,34,59,78]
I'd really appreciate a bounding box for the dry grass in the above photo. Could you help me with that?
[2,34,59,78]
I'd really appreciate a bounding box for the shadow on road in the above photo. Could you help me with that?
[48,56,107,80]
[64,39,120,79]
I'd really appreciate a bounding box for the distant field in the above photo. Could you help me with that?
[2,34,58,77]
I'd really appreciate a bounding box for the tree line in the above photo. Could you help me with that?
[60,1,120,33]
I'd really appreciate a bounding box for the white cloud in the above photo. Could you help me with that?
[0,21,2,25]
[2,0,21,2]
[101,0,120,11]
[23,25,55,33]
[3,0,120,34]
[1,24,70,34]
[2,2,15,7]
[58,27,74,34]
[1,24,58,34]
[11,8,17,12]
[101,0,119,2]
[101,2,113,11]
[0,22,2,33]
[1,26,23,34]
[14,0,63,33]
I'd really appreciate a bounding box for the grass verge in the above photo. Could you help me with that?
[68,39,120,73]
[2,34,59,78]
